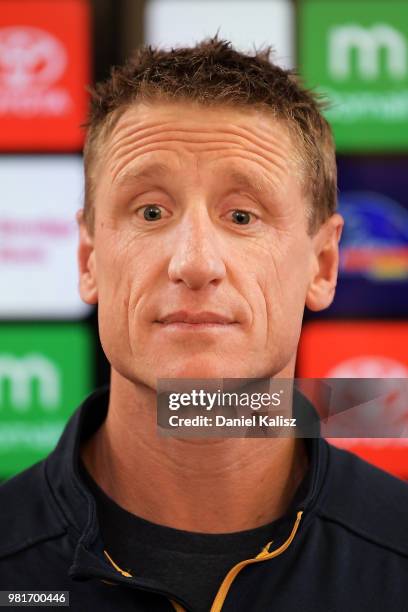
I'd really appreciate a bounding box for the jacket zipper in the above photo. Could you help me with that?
[103,550,191,610]
[208,510,303,612]
[105,510,303,612]
[170,600,187,612]
[104,550,132,577]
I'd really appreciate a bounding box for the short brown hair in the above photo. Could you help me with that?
[83,37,337,234]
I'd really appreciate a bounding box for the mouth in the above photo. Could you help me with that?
[155,310,238,329]
[156,322,235,330]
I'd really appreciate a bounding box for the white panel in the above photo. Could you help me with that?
[145,0,294,68]
[0,156,91,319]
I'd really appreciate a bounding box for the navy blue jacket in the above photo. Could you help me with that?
[0,387,407,611]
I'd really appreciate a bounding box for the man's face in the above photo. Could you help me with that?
[79,102,339,388]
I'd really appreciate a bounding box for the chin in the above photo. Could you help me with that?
[156,356,235,381]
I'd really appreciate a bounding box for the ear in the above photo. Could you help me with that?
[77,209,98,305]
[305,213,344,312]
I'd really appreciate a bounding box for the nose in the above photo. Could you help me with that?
[167,207,227,290]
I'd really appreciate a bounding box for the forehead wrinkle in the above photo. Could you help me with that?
[104,118,294,175]
[110,109,292,148]
[110,136,293,182]
[110,144,289,187]
[108,133,290,184]
[109,148,182,184]
[108,148,288,204]
[106,124,290,166]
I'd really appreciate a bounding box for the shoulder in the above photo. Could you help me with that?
[317,441,408,557]
[0,460,67,560]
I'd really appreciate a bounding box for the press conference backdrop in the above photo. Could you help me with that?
[0,0,407,481]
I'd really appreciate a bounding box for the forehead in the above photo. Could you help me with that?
[99,101,302,182]
[108,100,292,140]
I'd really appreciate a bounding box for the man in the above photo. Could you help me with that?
[0,38,407,612]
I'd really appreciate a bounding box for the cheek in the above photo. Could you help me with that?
[96,229,146,291]
[94,233,151,370]
[254,237,312,325]
[95,229,164,330]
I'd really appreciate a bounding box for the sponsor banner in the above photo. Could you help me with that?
[0,0,90,151]
[145,0,294,68]
[0,155,91,319]
[309,157,408,318]
[339,192,408,281]
[0,323,93,479]
[297,321,408,478]
[298,321,408,377]
[299,0,408,151]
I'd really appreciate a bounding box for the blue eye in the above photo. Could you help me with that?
[231,210,251,225]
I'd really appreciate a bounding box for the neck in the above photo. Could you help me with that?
[81,369,308,533]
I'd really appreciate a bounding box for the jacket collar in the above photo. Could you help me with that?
[44,386,328,584]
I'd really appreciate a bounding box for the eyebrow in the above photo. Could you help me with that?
[113,162,170,186]
[113,163,275,197]
[224,170,269,195]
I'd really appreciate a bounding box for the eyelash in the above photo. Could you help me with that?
[135,205,259,224]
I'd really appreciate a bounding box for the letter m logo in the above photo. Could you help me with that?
[0,354,60,411]
[328,23,407,80]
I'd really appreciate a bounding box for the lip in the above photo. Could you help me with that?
[157,310,236,325]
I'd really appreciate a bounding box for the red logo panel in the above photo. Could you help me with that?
[297,321,408,479]
[0,0,90,150]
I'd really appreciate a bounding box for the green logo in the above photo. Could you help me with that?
[0,324,93,479]
[299,0,408,151]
